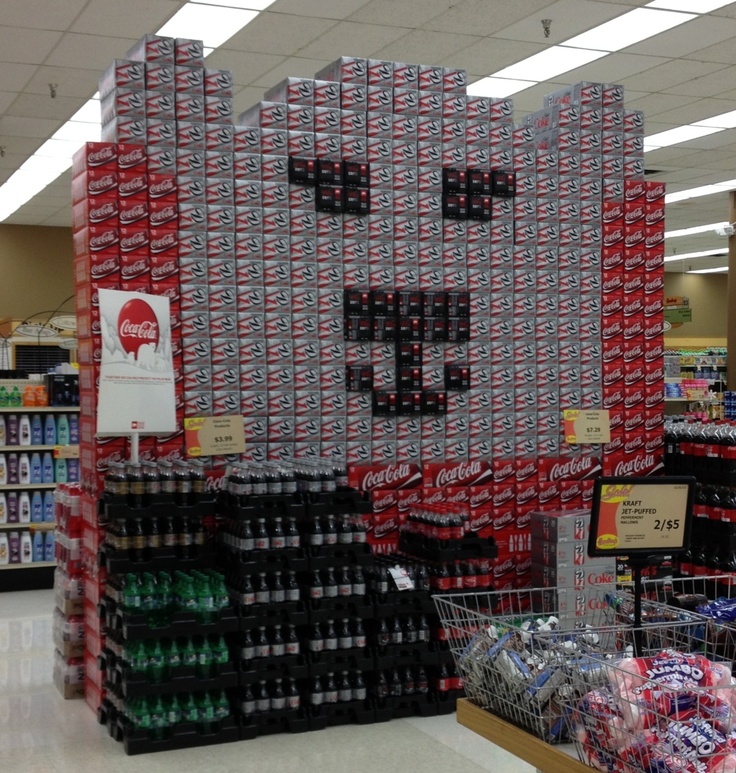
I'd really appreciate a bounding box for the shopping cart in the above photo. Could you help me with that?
[433,587,736,745]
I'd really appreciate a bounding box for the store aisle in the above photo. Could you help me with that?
[0,590,534,773]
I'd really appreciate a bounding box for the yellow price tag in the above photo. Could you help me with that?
[184,415,245,457]
[563,409,611,444]
[54,444,80,459]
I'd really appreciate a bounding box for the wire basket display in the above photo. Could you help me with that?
[570,649,736,773]
[433,588,736,745]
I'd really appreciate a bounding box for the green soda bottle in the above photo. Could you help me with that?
[122,573,141,611]
[133,696,152,729]
[139,573,157,622]
[197,691,216,730]
[179,574,197,613]
[149,696,168,738]
[147,639,166,683]
[182,693,198,723]
[196,575,216,623]
[211,635,229,667]
[181,637,198,669]
[157,572,172,624]
[166,694,182,727]
[129,640,148,674]
[214,689,230,720]
[210,571,230,612]
[196,636,213,678]
[167,638,181,671]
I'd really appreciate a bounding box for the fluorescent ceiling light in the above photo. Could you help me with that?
[665,221,729,238]
[34,139,86,159]
[157,4,258,50]
[664,248,727,262]
[692,109,736,129]
[644,124,722,151]
[665,179,736,203]
[647,0,734,12]
[564,8,694,52]
[466,76,535,98]
[193,0,276,8]
[491,46,607,82]
[68,97,100,124]
[687,265,729,273]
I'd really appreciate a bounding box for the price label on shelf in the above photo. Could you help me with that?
[184,416,245,457]
[53,444,80,459]
[563,409,611,444]
[388,565,414,592]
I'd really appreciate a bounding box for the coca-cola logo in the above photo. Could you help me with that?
[120,231,148,251]
[538,483,559,503]
[543,456,600,483]
[431,460,492,488]
[90,202,117,222]
[89,230,118,250]
[150,232,177,253]
[88,174,116,194]
[151,260,176,279]
[91,257,117,278]
[117,298,159,357]
[493,487,515,507]
[493,558,515,578]
[374,517,398,538]
[517,485,536,505]
[119,176,146,196]
[614,453,661,477]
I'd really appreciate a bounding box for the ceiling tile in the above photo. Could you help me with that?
[449,38,544,76]
[348,0,453,30]
[5,93,83,122]
[45,33,138,70]
[422,0,561,37]
[0,115,62,140]
[627,14,736,58]
[71,0,182,38]
[1,0,88,30]
[22,66,99,99]
[624,59,727,92]
[295,21,412,59]
[220,13,336,56]
[625,91,699,117]
[486,0,631,45]
[273,0,371,20]
[250,57,333,88]
[662,64,736,98]
[642,97,734,125]
[561,52,670,84]
[233,87,274,119]
[0,26,62,65]
[204,51,285,87]
[374,28,482,62]
[0,62,38,94]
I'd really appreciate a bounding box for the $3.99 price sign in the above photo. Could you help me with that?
[563,409,611,444]
[184,415,246,458]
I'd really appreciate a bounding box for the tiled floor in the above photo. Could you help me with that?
[0,589,537,773]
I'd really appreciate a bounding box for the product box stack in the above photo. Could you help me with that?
[530,508,616,625]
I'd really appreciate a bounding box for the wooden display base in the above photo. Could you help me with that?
[456,699,593,773]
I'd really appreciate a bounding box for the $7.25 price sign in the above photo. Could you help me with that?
[563,409,611,444]
[184,415,246,458]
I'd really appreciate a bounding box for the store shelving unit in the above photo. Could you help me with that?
[0,403,79,590]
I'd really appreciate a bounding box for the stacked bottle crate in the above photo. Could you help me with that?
[52,484,85,698]
[97,472,241,754]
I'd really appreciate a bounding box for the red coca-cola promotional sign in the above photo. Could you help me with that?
[538,456,602,483]
[348,462,423,491]
[118,297,160,357]
[423,459,493,488]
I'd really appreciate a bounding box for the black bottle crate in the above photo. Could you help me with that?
[100,542,217,575]
[101,700,241,755]
[236,601,310,629]
[305,542,374,570]
[103,495,216,521]
[306,646,374,677]
[302,489,372,519]
[105,604,240,643]
[106,661,240,700]
[307,595,374,623]
[220,546,309,575]
[307,698,375,730]
[373,589,436,617]
[436,688,464,715]
[398,531,498,563]
[373,641,436,670]
[239,707,309,738]
[239,655,310,684]
[218,494,306,522]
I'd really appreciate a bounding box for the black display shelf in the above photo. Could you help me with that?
[103,495,217,521]
[217,495,306,522]
[235,601,310,629]
[379,692,438,720]
[305,542,374,570]
[307,595,374,623]
[436,688,464,715]
[397,532,498,563]
[239,655,310,685]
[307,698,374,730]
[240,707,309,738]
[220,547,309,575]
[106,662,240,700]
[373,641,436,670]
[302,489,372,519]
[373,589,436,617]
[306,646,374,677]
[105,605,240,643]
[113,714,241,755]
[100,542,217,574]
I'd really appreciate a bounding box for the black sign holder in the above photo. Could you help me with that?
[587,475,696,655]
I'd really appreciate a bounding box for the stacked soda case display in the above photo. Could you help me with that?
[367,555,463,718]
[664,417,736,589]
[97,457,243,754]
[52,484,86,699]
